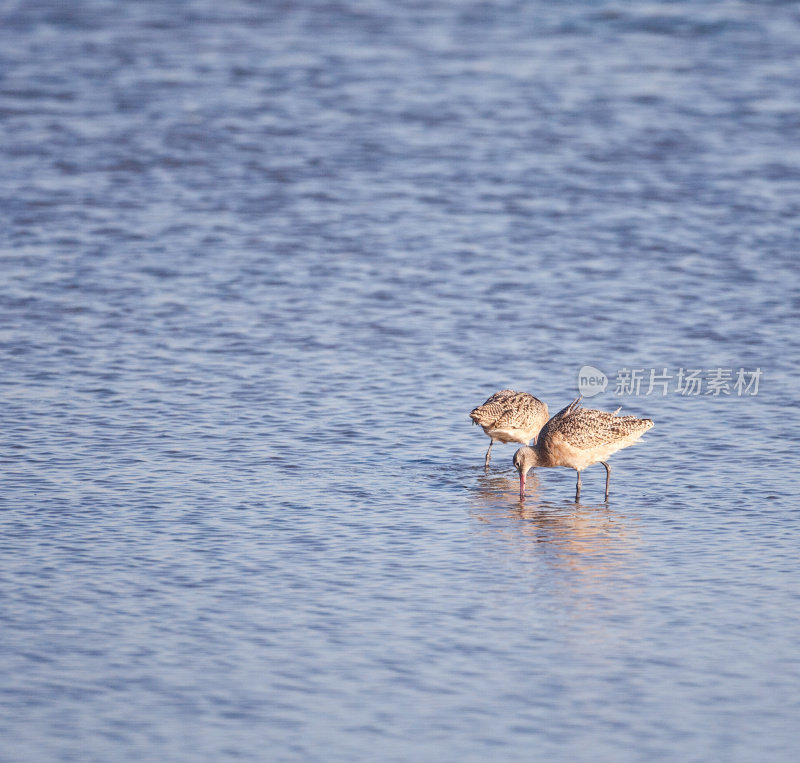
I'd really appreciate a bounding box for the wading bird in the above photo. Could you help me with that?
[470,389,549,468]
[513,397,653,501]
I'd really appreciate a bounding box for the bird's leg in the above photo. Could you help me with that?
[575,470,582,501]
[602,461,611,501]
[484,440,494,469]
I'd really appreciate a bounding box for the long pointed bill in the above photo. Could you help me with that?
[519,472,526,498]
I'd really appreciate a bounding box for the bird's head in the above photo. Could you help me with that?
[513,446,539,498]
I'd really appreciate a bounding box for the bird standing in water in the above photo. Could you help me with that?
[513,397,653,501]
[469,389,549,468]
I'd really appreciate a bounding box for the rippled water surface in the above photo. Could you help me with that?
[2,1,799,760]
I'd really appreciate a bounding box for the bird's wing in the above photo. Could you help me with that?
[538,396,582,438]
[554,407,652,449]
[469,390,515,421]
[470,390,521,426]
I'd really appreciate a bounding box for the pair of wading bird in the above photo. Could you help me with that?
[469,390,653,500]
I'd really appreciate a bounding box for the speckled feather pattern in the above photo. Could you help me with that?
[540,397,654,451]
[469,390,549,434]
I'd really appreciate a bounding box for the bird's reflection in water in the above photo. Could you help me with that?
[469,469,641,586]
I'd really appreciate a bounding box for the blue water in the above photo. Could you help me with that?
[2,1,799,760]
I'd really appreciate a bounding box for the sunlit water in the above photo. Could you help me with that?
[2,1,799,760]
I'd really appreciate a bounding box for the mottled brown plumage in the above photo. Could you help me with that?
[470,390,549,468]
[513,397,653,500]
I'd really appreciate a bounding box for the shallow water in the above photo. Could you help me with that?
[1,1,799,760]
